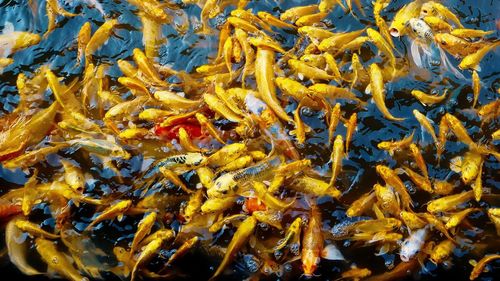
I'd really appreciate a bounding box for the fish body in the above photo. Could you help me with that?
[85,19,118,63]
[211,216,257,280]
[329,135,344,187]
[400,227,428,262]
[389,0,422,37]
[376,165,412,209]
[368,63,405,121]
[302,204,323,277]
[427,191,474,213]
[209,156,282,198]
[35,238,87,281]
[85,200,133,231]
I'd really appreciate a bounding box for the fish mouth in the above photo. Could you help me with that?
[390,28,400,37]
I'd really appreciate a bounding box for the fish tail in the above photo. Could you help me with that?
[437,44,465,80]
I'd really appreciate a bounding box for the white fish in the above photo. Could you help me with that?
[71,0,105,16]
[399,227,428,262]
[406,18,464,80]
[0,22,15,57]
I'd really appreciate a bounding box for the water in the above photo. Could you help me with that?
[1,0,499,280]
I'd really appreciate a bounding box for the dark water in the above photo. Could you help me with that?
[0,0,499,280]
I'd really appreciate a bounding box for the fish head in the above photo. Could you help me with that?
[19,33,41,48]
[377,142,391,150]
[301,255,319,277]
[461,167,476,184]
[110,147,130,159]
[208,173,237,198]
[434,33,455,50]
[399,249,411,262]
[419,2,436,18]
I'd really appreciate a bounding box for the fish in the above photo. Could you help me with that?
[367,28,396,67]
[211,216,257,280]
[427,191,474,213]
[76,22,91,66]
[388,0,422,37]
[472,70,481,108]
[203,94,243,123]
[413,110,438,148]
[281,5,319,22]
[459,41,500,71]
[411,89,447,106]
[85,200,133,231]
[60,159,85,192]
[420,1,463,28]
[376,165,413,210]
[374,184,400,216]
[255,48,292,122]
[231,9,272,32]
[208,156,282,198]
[272,217,302,252]
[423,16,453,33]
[130,212,157,258]
[0,22,41,57]
[445,208,481,229]
[400,227,428,262]
[62,137,131,159]
[409,143,429,179]
[295,12,328,27]
[257,11,297,30]
[289,175,342,198]
[328,103,342,145]
[450,28,495,39]
[346,192,376,217]
[0,102,59,161]
[46,69,83,114]
[85,19,118,64]
[430,239,455,264]
[329,135,344,187]
[35,238,88,281]
[318,29,366,52]
[469,254,500,280]
[319,0,346,13]
[2,144,69,169]
[400,211,427,230]
[15,220,60,239]
[133,48,168,87]
[377,131,415,155]
[252,181,294,210]
[130,238,164,281]
[367,63,405,121]
[309,84,366,105]
[302,203,344,277]
[434,33,488,58]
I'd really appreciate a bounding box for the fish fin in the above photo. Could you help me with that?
[438,45,466,79]
[410,40,423,68]
[449,156,462,173]
[321,244,345,260]
[3,21,14,33]
[364,84,371,94]
[375,243,391,256]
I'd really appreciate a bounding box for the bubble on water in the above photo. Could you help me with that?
[242,254,261,273]
[274,250,283,260]
[289,243,300,256]
[259,222,269,231]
